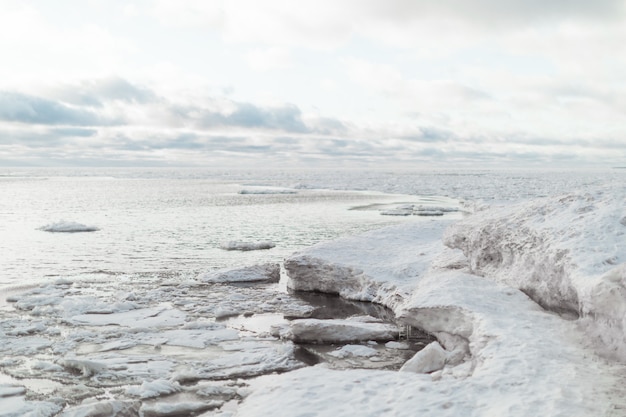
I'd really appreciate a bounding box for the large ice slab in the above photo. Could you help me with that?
[285,220,454,310]
[278,318,398,344]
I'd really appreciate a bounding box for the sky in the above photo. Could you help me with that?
[0,0,625,168]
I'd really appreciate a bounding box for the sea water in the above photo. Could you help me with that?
[0,167,464,289]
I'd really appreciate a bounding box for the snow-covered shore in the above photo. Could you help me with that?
[241,189,626,417]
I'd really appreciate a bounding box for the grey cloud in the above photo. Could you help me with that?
[172,101,311,133]
[366,0,624,26]
[0,92,109,126]
[51,127,98,137]
[401,127,452,143]
[49,77,158,107]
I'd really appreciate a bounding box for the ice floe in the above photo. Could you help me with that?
[38,220,99,232]
[219,240,276,251]
[277,318,398,344]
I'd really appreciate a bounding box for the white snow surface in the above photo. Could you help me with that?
[38,220,99,233]
[248,193,626,417]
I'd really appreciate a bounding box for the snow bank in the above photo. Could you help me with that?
[219,240,276,251]
[444,189,626,360]
[198,263,280,283]
[264,212,626,417]
[38,220,99,233]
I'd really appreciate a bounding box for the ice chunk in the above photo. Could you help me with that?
[140,400,222,417]
[282,319,398,344]
[126,379,181,399]
[57,358,107,377]
[59,399,140,417]
[399,341,446,373]
[198,264,280,283]
[0,385,25,398]
[219,240,276,251]
[38,220,99,233]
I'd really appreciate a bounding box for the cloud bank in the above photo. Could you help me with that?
[0,1,624,167]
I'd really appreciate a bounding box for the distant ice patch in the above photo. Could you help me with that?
[38,220,99,233]
[220,241,276,251]
[239,187,297,195]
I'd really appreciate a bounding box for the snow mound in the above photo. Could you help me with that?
[38,220,99,233]
[219,240,276,251]
[444,189,626,360]
[198,263,280,283]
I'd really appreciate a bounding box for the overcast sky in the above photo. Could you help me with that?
[1,0,625,168]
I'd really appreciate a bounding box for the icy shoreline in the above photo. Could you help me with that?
[2,187,626,416]
[242,190,626,417]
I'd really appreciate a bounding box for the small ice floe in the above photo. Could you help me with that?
[38,220,99,233]
[140,400,223,417]
[198,263,280,284]
[220,240,276,251]
[278,318,399,344]
[414,210,444,216]
[380,209,413,216]
[239,187,297,195]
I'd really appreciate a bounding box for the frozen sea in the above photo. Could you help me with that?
[1,167,625,417]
